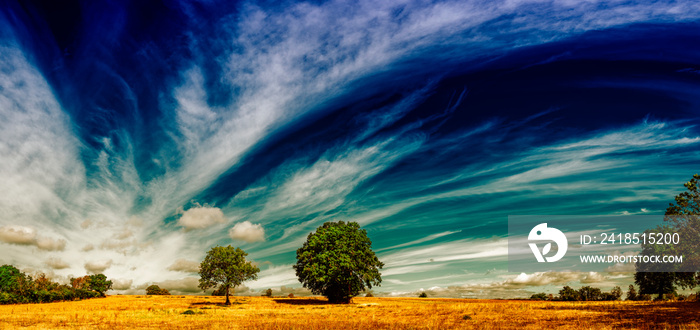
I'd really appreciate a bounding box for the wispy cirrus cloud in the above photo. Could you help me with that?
[1,0,700,297]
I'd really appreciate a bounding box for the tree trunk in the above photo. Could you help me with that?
[225,285,231,305]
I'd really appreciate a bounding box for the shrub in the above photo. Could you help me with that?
[365,292,373,297]
[418,292,428,298]
[264,288,273,297]
[288,293,295,298]
[530,293,548,300]
[0,292,18,304]
[146,285,170,295]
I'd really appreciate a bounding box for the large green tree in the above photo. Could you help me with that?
[198,245,259,305]
[293,221,383,303]
[635,174,700,298]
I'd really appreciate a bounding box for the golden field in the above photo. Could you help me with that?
[0,295,699,329]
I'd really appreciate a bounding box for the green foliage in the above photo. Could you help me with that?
[146,285,171,295]
[558,286,579,301]
[264,288,273,297]
[418,292,428,298]
[0,265,108,304]
[578,286,602,301]
[626,285,638,301]
[87,274,113,297]
[609,286,622,301]
[198,245,259,305]
[635,174,700,298]
[530,292,548,300]
[557,285,627,301]
[294,221,383,304]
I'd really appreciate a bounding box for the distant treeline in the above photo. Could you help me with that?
[0,265,113,304]
[531,284,697,302]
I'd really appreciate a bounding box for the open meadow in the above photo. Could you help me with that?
[0,295,699,329]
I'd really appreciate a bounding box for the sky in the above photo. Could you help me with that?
[0,0,699,298]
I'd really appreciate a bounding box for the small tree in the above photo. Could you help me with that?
[558,286,579,301]
[578,286,602,301]
[198,245,260,305]
[418,291,428,298]
[626,284,638,301]
[264,288,273,297]
[87,274,113,297]
[294,221,383,303]
[609,286,622,301]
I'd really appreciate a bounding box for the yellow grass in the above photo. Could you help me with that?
[0,295,699,329]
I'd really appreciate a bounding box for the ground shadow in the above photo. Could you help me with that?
[187,301,244,308]
[273,298,335,305]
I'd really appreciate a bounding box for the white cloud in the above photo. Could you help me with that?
[177,206,227,230]
[246,265,299,290]
[35,237,67,251]
[383,271,614,299]
[228,221,265,243]
[167,259,200,273]
[0,225,66,251]
[84,259,113,274]
[44,257,70,270]
[153,277,202,294]
[112,278,133,291]
[0,226,36,245]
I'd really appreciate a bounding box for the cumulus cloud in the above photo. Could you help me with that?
[0,225,36,245]
[44,257,69,270]
[167,259,200,273]
[228,221,265,243]
[112,279,133,291]
[84,259,113,274]
[35,237,67,251]
[177,206,227,230]
[0,225,66,251]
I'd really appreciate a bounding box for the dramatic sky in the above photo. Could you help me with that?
[1,0,699,297]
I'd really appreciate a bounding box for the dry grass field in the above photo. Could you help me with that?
[0,295,699,329]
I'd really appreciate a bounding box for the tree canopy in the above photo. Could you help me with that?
[146,284,170,295]
[198,245,259,305]
[0,265,110,304]
[87,274,113,297]
[293,221,383,303]
[635,174,700,298]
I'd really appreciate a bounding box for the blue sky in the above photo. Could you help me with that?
[1,0,699,297]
